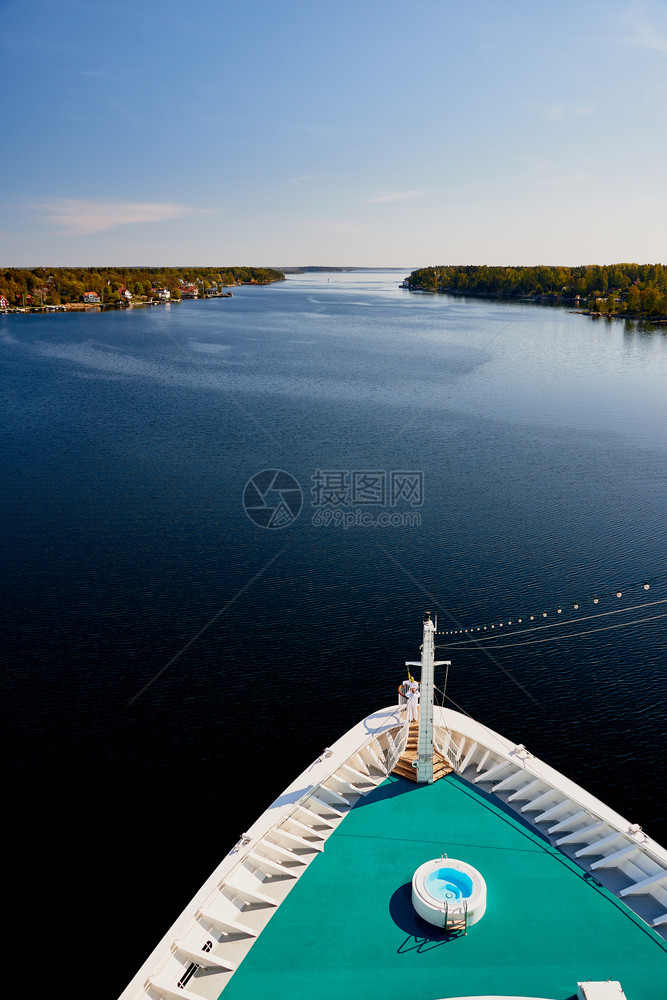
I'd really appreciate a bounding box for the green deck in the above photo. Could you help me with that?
[222,774,667,1000]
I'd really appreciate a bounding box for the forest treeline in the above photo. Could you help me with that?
[407,263,667,318]
[0,265,284,306]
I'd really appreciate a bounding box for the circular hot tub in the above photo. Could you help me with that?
[412,858,486,929]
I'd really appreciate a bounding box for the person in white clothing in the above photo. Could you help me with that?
[406,679,420,723]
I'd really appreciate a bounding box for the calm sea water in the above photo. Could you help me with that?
[2,271,666,996]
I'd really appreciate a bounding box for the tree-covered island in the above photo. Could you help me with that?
[0,265,284,311]
[406,264,667,321]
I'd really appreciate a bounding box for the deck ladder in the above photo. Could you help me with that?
[443,898,468,936]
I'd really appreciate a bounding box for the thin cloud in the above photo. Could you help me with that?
[309,218,366,234]
[625,2,667,52]
[527,102,596,121]
[36,199,191,236]
[530,172,588,188]
[630,22,667,51]
[367,190,423,204]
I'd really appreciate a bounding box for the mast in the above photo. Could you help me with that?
[406,612,450,784]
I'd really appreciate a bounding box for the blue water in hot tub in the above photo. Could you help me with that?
[425,868,474,901]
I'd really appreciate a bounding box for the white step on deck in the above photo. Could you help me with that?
[147,977,204,1000]
[619,869,667,897]
[172,939,236,972]
[196,905,257,937]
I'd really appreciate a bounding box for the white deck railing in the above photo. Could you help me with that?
[386,718,410,773]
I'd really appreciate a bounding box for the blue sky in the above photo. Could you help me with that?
[1,0,666,266]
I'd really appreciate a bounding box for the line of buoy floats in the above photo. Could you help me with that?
[436,577,657,637]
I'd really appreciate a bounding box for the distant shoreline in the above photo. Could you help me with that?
[0,294,243,315]
[2,299,175,315]
[405,264,667,324]
[0,265,284,313]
